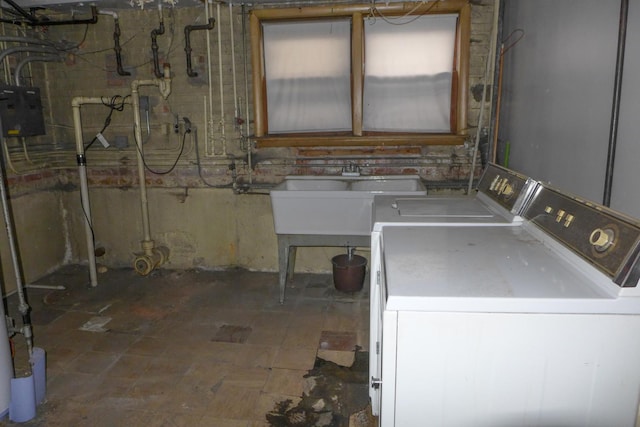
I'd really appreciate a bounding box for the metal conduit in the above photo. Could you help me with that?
[0,46,58,64]
[15,55,62,86]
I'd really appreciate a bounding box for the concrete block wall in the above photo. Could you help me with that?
[0,0,496,292]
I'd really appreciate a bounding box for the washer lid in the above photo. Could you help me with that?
[381,225,637,314]
[372,195,518,228]
[396,197,495,218]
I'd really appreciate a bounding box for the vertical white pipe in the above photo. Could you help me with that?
[242,4,252,183]
[71,99,98,287]
[130,67,171,257]
[467,7,497,195]
[131,84,153,245]
[205,1,215,155]
[217,2,226,156]
[229,4,238,123]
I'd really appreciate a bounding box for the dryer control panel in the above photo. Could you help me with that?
[524,184,640,288]
[476,163,538,215]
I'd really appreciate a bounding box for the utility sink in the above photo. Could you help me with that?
[270,175,427,236]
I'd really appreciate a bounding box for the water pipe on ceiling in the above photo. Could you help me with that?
[130,64,172,275]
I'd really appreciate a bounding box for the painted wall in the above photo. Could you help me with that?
[0,1,497,294]
[0,189,77,295]
[499,0,619,204]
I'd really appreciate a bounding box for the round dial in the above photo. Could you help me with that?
[589,228,615,252]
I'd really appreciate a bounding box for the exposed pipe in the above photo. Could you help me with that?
[0,36,54,46]
[241,4,252,183]
[184,17,215,77]
[130,64,172,275]
[603,0,629,207]
[230,4,238,125]
[467,10,497,195]
[217,2,226,156]
[2,0,37,23]
[29,6,98,27]
[151,4,165,78]
[15,55,62,86]
[205,0,215,156]
[491,42,504,163]
[71,97,107,288]
[98,10,131,77]
[0,46,58,65]
[0,114,33,357]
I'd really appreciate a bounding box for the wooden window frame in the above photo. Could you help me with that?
[250,0,470,147]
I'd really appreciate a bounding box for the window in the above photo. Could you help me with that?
[250,1,470,147]
[263,19,352,133]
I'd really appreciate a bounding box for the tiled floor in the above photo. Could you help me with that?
[1,265,373,426]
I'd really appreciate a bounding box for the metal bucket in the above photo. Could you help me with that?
[331,254,367,292]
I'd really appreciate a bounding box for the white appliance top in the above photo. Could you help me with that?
[371,163,538,229]
[382,224,640,314]
[372,193,517,229]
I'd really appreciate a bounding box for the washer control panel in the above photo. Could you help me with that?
[477,163,538,215]
[524,184,640,287]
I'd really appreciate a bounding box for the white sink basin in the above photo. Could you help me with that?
[350,178,425,192]
[281,179,349,191]
[270,175,427,236]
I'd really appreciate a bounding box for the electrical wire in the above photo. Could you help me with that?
[84,95,129,151]
[134,125,188,175]
[59,24,89,51]
[79,190,96,250]
[502,29,525,55]
[369,1,439,26]
[192,127,233,189]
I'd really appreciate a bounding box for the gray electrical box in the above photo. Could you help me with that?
[0,85,45,137]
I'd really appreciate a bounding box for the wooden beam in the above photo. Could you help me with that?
[252,1,468,20]
[256,134,466,148]
[457,2,470,135]
[352,12,363,136]
[249,12,265,137]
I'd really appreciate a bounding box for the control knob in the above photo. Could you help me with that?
[589,228,615,252]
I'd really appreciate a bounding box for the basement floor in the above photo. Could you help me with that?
[1,265,375,426]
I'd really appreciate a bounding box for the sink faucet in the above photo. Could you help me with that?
[342,163,361,177]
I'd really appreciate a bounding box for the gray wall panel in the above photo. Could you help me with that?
[500,0,618,202]
[611,0,640,218]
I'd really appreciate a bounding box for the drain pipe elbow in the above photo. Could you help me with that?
[158,64,172,99]
[134,242,169,276]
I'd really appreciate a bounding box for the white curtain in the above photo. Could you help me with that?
[363,14,458,133]
[263,19,352,133]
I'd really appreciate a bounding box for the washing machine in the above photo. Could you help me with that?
[369,181,640,426]
[369,163,539,415]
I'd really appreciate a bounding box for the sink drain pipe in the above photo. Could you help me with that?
[72,96,133,287]
[0,118,33,355]
[131,65,172,275]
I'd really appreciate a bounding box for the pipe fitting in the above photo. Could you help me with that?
[134,246,169,276]
[158,64,172,99]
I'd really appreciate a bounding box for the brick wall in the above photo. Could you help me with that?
[0,1,497,278]
[0,0,496,192]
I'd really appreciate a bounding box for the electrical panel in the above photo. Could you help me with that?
[0,85,45,137]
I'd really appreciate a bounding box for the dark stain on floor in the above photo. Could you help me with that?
[267,348,372,427]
